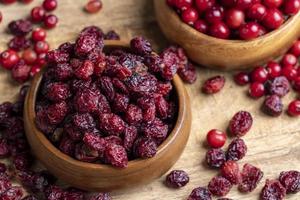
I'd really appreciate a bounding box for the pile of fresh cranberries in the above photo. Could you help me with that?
[166,0,300,40]
[234,39,300,117]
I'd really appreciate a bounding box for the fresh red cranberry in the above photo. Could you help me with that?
[22,49,37,65]
[195,0,215,12]
[202,75,226,94]
[32,28,47,42]
[281,53,297,67]
[226,138,247,161]
[35,53,46,66]
[165,170,189,188]
[174,0,193,10]
[34,41,49,54]
[261,180,286,200]
[181,7,199,25]
[239,22,261,40]
[279,170,300,193]
[266,61,282,78]
[225,9,245,29]
[266,76,290,97]
[293,76,300,92]
[31,6,46,23]
[210,22,230,39]
[263,95,283,116]
[0,49,20,70]
[205,6,224,24]
[289,40,300,57]
[288,100,300,116]
[284,0,300,14]
[234,72,250,85]
[42,0,57,11]
[187,187,212,200]
[229,111,253,137]
[220,0,236,7]
[206,148,226,168]
[263,0,283,7]
[282,65,298,81]
[206,129,227,148]
[85,0,103,13]
[247,3,267,21]
[263,8,284,29]
[221,161,240,184]
[30,65,42,77]
[44,14,58,29]
[236,0,254,10]
[251,66,268,83]
[208,176,232,196]
[239,163,264,192]
[249,82,265,98]
[194,19,208,33]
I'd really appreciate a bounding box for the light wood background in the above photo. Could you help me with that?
[0,1,299,199]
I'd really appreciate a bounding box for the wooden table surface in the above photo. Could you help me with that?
[0,1,299,199]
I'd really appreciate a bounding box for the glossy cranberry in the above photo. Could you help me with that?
[247,3,267,21]
[236,0,254,10]
[284,0,300,14]
[194,19,208,33]
[282,65,298,81]
[195,0,215,12]
[42,0,57,11]
[31,6,46,23]
[44,14,58,29]
[239,22,261,40]
[289,40,300,57]
[266,61,282,78]
[225,9,245,29]
[205,6,224,24]
[22,49,37,65]
[85,0,103,13]
[209,22,230,39]
[281,53,297,67]
[206,129,227,148]
[263,8,284,29]
[234,72,250,85]
[35,53,46,66]
[251,66,268,83]
[181,7,199,25]
[30,65,42,77]
[34,41,49,54]
[0,49,20,70]
[174,0,193,10]
[263,0,283,7]
[32,28,47,42]
[249,82,265,98]
[288,100,300,116]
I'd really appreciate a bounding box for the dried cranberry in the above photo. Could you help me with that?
[261,179,286,200]
[187,187,212,200]
[52,63,73,81]
[45,82,71,102]
[72,113,95,131]
[99,76,115,101]
[125,74,157,96]
[279,170,300,193]
[206,148,226,168]
[165,170,189,188]
[0,176,11,194]
[238,163,263,192]
[46,101,68,125]
[229,111,253,137]
[11,61,31,83]
[98,113,125,136]
[130,36,152,56]
[123,126,138,152]
[202,75,225,94]
[83,132,106,153]
[208,176,232,196]
[104,144,128,168]
[59,137,76,156]
[142,118,168,144]
[85,0,103,13]
[221,161,240,185]
[46,49,69,64]
[8,19,32,36]
[226,138,247,161]
[0,186,23,200]
[8,36,31,51]
[87,193,111,200]
[75,34,102,57]
[112,93,129,113]
[44,185,65,200]
[22,195,38,200]
[104,30,120,40]
[0,162,7,173]
[133,137,157,158]
[178,62,197,84]
[262,95,283,116]
[0,139,10,158]
[266,76,290,97]
[74,89,100,113]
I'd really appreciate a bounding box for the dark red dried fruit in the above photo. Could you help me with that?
[266,76,290,97]
[8,36,31,51]
[87,193,111,200]
[0,162,7,173]
[72,113,95,131]
[11,61,31,83]
[0,186,23,200]
[74,60,94,80]
[202,75,225,94]
[75,34,103,57]
[226,138,247,161]
[46,101,68,125]
[165,170,189,188]
[279,170,300,194]
[208,176,232,197]
[125,74,157,96]
[99,76,115,101]
[123,126,138,152]
[206,148,226,168]
[59,137,76,156]
[239,163,263,193]
[130,36,152,55]
[74,89,100,113]
[44,185,65,200]
[104,144,128,168]
[45,82,71,102]
[13,153,32,170]
[22,195,38,200]
[104,30,120,40]
[187,187,212,200]
[133,137,157,158]
[262,95,283,117]
[229,111,253,137]
[261,179,286,200]
[98,113,125,136]
[0,139,10,158]
[178,62,197,84]
[46,49,70,64]
[112,93,129,113]
[221,161,240,184]
[0,177,12,194]
[142,118,168,144]
[8,19,32,36]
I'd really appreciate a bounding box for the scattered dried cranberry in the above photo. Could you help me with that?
[11,61,31,83]
[262,95,283,117]
[104,30,120,40]
[208,176,232,197]
[8,19,32,36]
[229,111,253,137]
[87,193,111,200]
[177,62,197,84]
[239,163,263,192]
[226,138,247,161]
[187,187,212,200]
[202,75,225,94]
[279,170,300,193]
[261,179,286,200]
[221,161,240,184]
[165,170,189,188]
[130,36,152,56]
[206,148,226,168]
[85,0,103,13]
[8,36,31,52]
[206,129,227,148]
[266,76,290,97]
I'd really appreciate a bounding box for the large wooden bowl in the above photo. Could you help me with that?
[154,0,300,70]
[24,40,192,192]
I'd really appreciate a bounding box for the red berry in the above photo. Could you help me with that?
[249,82,265,98]
[11,62,31,83]
[225,9,245,29]
[165,170,190,188]
[279,170,300,193]
[208,176,232,196]
[288,100,300,116]
[194,19,208,33]
[281,53,297,67]
[229,111,253,137]
[263,8,284,30]
[289,40,300,57]
[263,0,283,7]
[282,65,297,81]
[205,6,224,24]
[202,75,226,94]
[261,180,286,200]
[34,41,49,54]
[236,0,254,10]
[239,163,264,192]
[206,129,227,148]
[251,66,268,83]
[85,0,103,13]
[239,22,261,40]
[284,0,300,14]
[32,28,47,42]
[247,3,267,21]
[42,0,57,11]
[181,7,199,25]
[30,65,42,77]
[195,0,215,12]
[220,0,236,7]
[234,72,250,85]
[221,160,240,184]
[44,14,58,29]
[0,12,2,24]
[31,6,46,23]
[209,22,230,39]
[0,49,20,70]
[266,61,282,78]
[174,0,193,10]
[35,53,47,66]
[22,49,37,65]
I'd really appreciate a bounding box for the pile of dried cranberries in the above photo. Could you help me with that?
[166,0,300,40]
[35,26,197,168]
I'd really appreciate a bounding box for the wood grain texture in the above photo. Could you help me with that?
[155,0,300,70]
[0,0,300,199]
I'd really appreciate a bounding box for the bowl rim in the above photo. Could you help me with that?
[26,40,188,172]
[160,0,300,44]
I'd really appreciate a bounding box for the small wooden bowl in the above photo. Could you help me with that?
[154,0,300,70]
[24,40,192,191]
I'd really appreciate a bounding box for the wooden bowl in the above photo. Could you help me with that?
[154,0,300,70]
[24,40,192,192]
